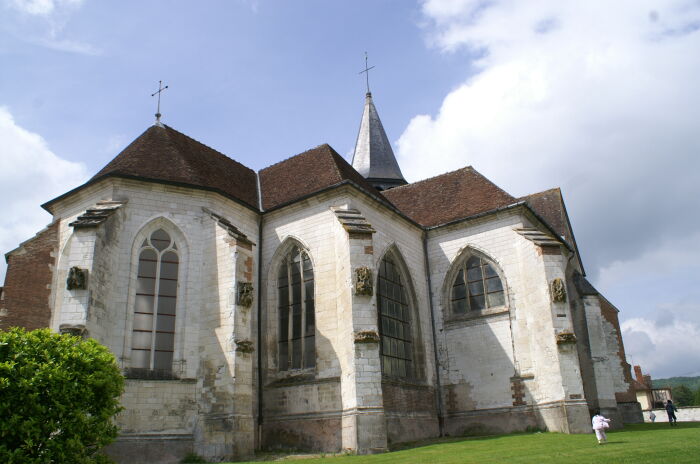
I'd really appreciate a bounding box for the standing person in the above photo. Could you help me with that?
[592,411,612,445]
[665,399,678,426]
[649,410,656,423]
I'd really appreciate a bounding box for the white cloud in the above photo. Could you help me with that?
[6,0,83,16]
[404,1,700,378]
[0,107,89,282]
[1,0,98,55]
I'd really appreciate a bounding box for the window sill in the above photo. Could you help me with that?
[123,368,185,381]
[444,306,510,328]
[266,368,318,387]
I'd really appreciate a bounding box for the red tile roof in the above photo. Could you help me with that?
[259,143,382,211]
[380,167,516,227]
[45,124,259,211]
[519,188,572,245]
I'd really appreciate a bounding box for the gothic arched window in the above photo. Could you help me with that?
[277,246,315,371]
[450,255,505,314]
[131,229,179,371]
[377,254,413,379]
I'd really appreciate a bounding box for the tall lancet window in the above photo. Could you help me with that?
[451,255,505,314]
[277,246,315,371]
[131,229,179,371]
[377,255,413,379]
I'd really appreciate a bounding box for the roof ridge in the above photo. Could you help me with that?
[521,186,561,200]
[259,143,332,172]
[384,165,476,192]
[162,124,254,174]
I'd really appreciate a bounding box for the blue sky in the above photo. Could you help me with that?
[2,0,700,379]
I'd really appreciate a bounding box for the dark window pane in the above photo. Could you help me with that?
[303,254,313,273]
[137,276,156,294]
[305,302,315,332]
[468,280,484,296]
[485,277,503,292]
[279,307,289,341]
[279,342,288,371]
[155,332,174,351]
[303,335,315,368]
[278,286,289,307]
[154,351,173,370]
[470,294,486,311]
[131,349,150,368]
[159,279,177,297]
[135,295,154,314]
[157,296,177,316]
[467,265,483,282]
[304,281,314,300]
[157,314,176,332]
[454,269,465,285]
[484,263,498,278]
[292,338,302,369]
[138,251,157,278]
[466,256,481,268]
[133,313,153,331]
[292,304,302,338]
[160,261,179,280]
[150,229,171,251]
[452,283,466,300]
[132,331,152,350]
[291,280,301,304]
[487,291,505,307]
[453,299,467,314]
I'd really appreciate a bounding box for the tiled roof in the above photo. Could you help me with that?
[380,167,516,227]
[259,144,382,211]
[520,188,573,245]
[52,124,259,211]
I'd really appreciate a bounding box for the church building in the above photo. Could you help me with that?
[1,90,643,463]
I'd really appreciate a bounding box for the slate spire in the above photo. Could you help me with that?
[351,92,407,191]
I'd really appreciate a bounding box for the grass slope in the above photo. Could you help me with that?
[231,423,700,464]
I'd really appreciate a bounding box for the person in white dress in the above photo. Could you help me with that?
[592,411,612,444]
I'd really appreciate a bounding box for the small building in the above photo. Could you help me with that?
[632,365,672,410]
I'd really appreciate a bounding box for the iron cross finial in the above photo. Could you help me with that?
[151,80,169,126]
[359,52,375,95]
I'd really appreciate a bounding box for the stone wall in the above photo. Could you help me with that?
[645,407,700,422]
[1,221,59,330]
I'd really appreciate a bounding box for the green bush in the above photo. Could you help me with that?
[0,328,125,464]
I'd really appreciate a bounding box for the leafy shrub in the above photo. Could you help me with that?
[181,452,208,463]
[0,328,124,464]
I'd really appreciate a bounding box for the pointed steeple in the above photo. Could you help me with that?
[351,92,407,191]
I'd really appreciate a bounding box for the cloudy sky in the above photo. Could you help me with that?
[1,0,699,379]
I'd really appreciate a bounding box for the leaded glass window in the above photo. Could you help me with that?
[278,246,315,371]
[131,229,179,371]
[377,255,413,379]
[451,255,504,314]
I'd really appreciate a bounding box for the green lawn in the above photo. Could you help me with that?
[227,423,700,464]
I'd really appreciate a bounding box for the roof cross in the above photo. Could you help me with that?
[151,80,169,126]
[358,52,375,95]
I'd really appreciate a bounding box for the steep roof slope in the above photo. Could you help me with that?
[381,167,516,227]
[259,143,383,211]
[520,188,573,245]
[44,124,259,211]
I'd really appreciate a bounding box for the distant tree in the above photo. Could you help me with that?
[671,385,694,407]
[694,387,700,406]
[0,328,124,464]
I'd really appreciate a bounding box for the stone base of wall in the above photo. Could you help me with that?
[386,413,439,444]
[261,416,341,452]
[617,401,643,424]
[104,434,193,464]
[444,406,539,437]
[444,401,592,436]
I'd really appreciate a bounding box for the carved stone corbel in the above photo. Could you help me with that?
[354,267,373,296]
[237,282,254,308]
[59,323,87,338]
[550,278,567,303]
[66,267,88,290]
[354,330,380,344]
[235,339,255,353]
